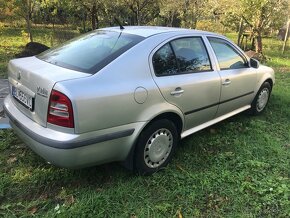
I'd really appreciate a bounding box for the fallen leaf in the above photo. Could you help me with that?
[130,213,137,218]
[96,188,103,192]
[28,206,37,215]
[7,156,17,164]
[39,193,48,200]
[65,195,75,206]
[176,164,186,172]
[224,152,234,157]
[210,128,217,134]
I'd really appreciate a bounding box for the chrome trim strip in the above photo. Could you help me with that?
[181,105,251,138]
[4,105,134,149]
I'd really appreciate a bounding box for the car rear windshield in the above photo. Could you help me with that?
[37,30,144,74]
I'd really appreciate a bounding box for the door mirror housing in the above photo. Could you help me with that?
[250,58,259,69]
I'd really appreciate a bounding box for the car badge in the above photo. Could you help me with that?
[37,86,48,98]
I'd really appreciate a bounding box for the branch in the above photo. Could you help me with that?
[242,15,253,28]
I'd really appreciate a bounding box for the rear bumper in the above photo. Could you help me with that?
[4,95,145,168]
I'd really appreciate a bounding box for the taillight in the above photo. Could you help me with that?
[47,90,74,128]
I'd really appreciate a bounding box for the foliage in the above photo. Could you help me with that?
[215,0,289,53]
[158,0,215,28]
[0,28,289,216]
[4,0,38,42]
[0,0,289,50]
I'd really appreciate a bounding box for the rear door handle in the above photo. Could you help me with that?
[222,79,231,85]
[170,87,184,95]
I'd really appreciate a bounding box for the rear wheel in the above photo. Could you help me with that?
[134,119,178,175]
[250,82,272,115]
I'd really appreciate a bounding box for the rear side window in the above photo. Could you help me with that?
[38,30,144,74]
[152,44,179,76]
[153,37,212,76]
[208,37,248,70]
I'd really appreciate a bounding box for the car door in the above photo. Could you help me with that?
[207,37,257,117]
[150,36,221,131]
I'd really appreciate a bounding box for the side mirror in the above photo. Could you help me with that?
[250,58,259,69]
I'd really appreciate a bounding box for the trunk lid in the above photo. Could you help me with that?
[8,56,90,127]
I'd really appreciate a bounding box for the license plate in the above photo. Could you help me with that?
[12,86,34,111]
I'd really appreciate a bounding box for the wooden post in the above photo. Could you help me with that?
[282,20,290,54]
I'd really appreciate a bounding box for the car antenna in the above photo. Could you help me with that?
[114,17,125,30]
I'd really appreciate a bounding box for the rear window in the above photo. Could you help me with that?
[37,30,144,74]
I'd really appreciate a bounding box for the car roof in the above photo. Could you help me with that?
[100,26,217,38]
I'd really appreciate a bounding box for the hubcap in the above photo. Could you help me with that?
[144,128,173,168]
[256,88,269,112]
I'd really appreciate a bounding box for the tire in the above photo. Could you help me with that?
[250,82,272,115]
[134,119,179,175]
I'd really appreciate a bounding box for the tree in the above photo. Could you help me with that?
[180,0,209,29]
[159,0,211,29]
[240,0,289,53]
[122,0,160,25]
[7,0,38,42]
[73,0,106,30]
[159,0,181,27]
[214,0,289,54]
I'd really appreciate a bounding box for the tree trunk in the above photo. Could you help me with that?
[170,12,175,27]
[255,32,262,54]
[192,0,198,29]
[52,18,56,44]
[82,11,86,32]
[91,3,96,30]
[26,0,33,42]
[136,8,140,25]
[26,18,33,42]
[237,18,243,46]
[250,30,255,50]
[192,17,197,29]
[96,11,99,29]
[282,20,290,54]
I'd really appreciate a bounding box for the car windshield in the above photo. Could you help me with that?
[37,30,144,74]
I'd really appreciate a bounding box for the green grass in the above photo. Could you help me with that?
[0,26,78,79]
[0,27,289,217]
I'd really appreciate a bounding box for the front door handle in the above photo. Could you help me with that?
[170,87,184,96]
[222,79,231,85]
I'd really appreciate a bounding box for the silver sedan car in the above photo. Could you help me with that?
[4,26,274,174]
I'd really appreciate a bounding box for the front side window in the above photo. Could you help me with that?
[153,37,212,76]
[208,37,248,70]
[38,30,144,74]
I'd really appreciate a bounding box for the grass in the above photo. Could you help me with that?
[0,26,289,217]
[0,26,78,79]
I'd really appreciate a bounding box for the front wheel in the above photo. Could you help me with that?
[134,119,179,175]
[250,82,272,115]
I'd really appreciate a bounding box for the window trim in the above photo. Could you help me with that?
[152,36,214,77]
[207,36,249,71]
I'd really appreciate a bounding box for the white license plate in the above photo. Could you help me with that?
[12,86,34,110]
